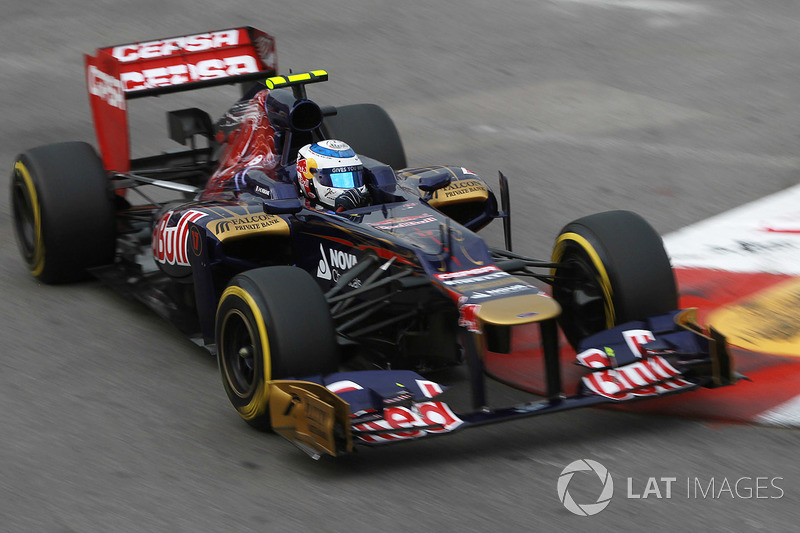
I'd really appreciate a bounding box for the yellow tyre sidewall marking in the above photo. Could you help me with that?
[14,161,45,277]
[219,285,272,421]
[552,232,616,328]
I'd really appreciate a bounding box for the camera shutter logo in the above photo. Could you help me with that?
[557,459,614,516]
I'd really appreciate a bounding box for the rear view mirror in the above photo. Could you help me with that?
[418,174,451,192]
[263,198,303,215]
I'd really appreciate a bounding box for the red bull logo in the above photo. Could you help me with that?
[152,210,207,266]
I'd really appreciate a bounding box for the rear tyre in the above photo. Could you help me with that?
[216,266,339,430]
[551,210,678,349]
[10,142,115,283]
[322,103,407,169]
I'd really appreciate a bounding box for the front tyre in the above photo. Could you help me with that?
[551,210,678,349]
[10,142,115,283]
[216,266,339,430]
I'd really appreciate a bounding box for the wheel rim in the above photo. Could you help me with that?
[11,174,39,264]
[220,309,258,398]
[554,251,609,344]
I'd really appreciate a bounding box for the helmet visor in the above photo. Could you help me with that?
[315,166,364,188]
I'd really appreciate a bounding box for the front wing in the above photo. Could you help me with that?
[269,309,740,459]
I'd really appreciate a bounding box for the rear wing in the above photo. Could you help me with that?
[84,27,277,172]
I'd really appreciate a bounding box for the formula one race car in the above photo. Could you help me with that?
[10,28,740,458]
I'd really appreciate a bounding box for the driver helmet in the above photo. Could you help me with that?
[296,140,366,209]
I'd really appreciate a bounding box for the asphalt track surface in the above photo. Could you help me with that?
[2,1,800,531]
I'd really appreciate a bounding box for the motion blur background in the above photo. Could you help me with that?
[2,1,800,531]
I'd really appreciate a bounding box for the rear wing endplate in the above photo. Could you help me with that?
[84,27,277,172]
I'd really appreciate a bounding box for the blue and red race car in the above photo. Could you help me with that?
[10,28,739,458]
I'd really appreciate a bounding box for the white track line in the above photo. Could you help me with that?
[548,0,709,16]
[665,182,800,275]
[756,396,800,428]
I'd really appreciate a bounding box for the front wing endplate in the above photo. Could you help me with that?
[269,381,353,459]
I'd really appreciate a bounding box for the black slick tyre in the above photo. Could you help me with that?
[10,142,115,283]
[322,103,407,170]
[551,210,678,349]
[216,266,339,430]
